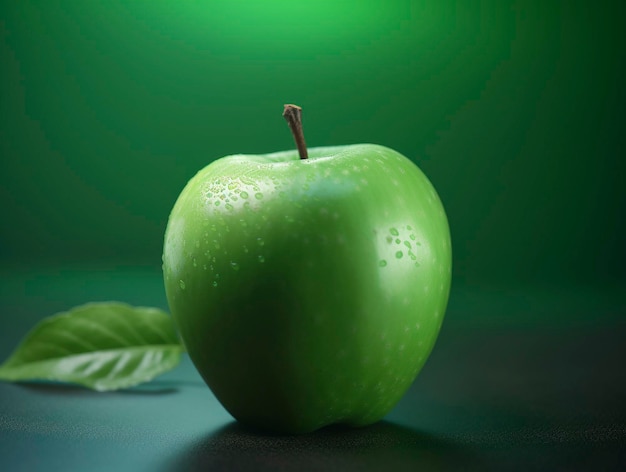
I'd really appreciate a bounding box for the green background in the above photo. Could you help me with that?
[2,1,624,289]
[1,3,625,470]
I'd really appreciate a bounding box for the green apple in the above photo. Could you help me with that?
[163,106,451,434]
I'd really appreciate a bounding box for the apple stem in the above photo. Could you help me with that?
[283,104,308,160]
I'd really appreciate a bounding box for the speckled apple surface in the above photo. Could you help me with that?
[163,144,452,433]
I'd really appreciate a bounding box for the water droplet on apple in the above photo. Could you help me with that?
[379,260,387,267]
[214,201,220,207]
[395,238,401,244]
[258,255,265,263]
[225,203,233,211]
[212,281,218,287]
[404,241,411,249]
[230,262,239,271]
[395,251,403,259]
[406,225,412,230]
[390,228,399,236]
[410,234,416,240]
[240,191,249,199]
[386,236,393,244]
[179,280,186,290]
[257,237,265,246]
[255,193,263,200]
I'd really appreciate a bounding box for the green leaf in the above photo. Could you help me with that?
[0,302,184,391]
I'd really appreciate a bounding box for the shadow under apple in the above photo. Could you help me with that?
[165,420,481,472]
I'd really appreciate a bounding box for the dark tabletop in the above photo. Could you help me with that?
[1,266,624,471]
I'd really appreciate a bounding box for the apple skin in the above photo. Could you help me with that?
[163,144,451,434]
